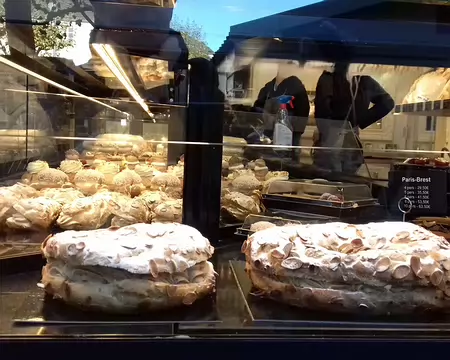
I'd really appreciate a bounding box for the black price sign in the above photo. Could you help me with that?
[389,169,447,216]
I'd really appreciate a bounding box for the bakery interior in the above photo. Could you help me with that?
[2,0,450,344]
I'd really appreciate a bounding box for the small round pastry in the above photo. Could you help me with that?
[125,155,139,170]
[138,190,170,211]
[134,164,156,188]
[92,158,106,170]
[254,159,269,181]
[113,169,145,197]
[247,161,256,170]
[60,160,83,182]
[152,153,167,172]
[250,221,276,233]
[74,169,105,196]
[138,151,153,164]
[108,154,125,168]
[32,168,70,190]
[41,188,85,205]
[222,159,229,170]
[151,173,182,199]
[94,153,108,162]
[231,174,262,196]
[222,191,261,222]
[168,164,184,188]
[65,149,80,161]
[97,162,120,188]
[21,160,49,185]
[153,199,183,223]
[83,151,95,166]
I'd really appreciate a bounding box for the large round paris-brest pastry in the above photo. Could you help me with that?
[242,221,450,314]
[40,223,216,313]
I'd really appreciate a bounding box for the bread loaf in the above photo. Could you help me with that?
[41,223,216,312]
[243,222,450,314]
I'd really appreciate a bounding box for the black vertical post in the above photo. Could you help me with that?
[183,58,224,242]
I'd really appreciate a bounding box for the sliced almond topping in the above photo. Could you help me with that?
[410,255,422,276]
[375,257,391,272]
[281,257,303,270]
[149,259,159,278]
[182,292,198,305]
[431,269,444,287]
[392,264,411,280]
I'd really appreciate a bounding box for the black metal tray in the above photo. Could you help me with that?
[13,288,220,329]
[230,260,450,333]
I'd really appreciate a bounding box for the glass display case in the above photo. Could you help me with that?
[2,0,450,349]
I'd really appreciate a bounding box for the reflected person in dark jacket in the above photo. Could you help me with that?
[247,59,310,161]
[314,62,395,174]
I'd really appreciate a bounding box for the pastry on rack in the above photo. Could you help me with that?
[91,158,106,170]
[153,199,183,223]
[0,183,38,231]
[6,197,61,231]
[230,174,262,196]
[41,188,85,205]
[109,197,151,228]
[138,190,170,211]
[134,164,156,188]
[242,221,450,314]
[221,190,262,222]
[113,169,145,197]
[263,171,289,192]
[107,155,125,168]
[249,221,276,232]
[74,169,105,196]
[31,168,70,190]
[59,160,83,182]
[21,160,49,185]
[83,151,95,167]
[40,223,215,312]
[56,194,111,230]
[254,159,269,181]
[138,152,153,164]
[125,155,139,171]
[151,153,167,172]
[97,162,120,189]
[151,173,182,199]
[65,149,80,161]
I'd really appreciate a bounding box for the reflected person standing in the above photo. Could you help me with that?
[248,60,310,161]
[314,62,394,174]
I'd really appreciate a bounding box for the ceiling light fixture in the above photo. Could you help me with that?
[92,43,155,122]
[0,56,129,116]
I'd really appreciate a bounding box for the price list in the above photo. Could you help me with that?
[389,168,447,216]
[403,184,431,210]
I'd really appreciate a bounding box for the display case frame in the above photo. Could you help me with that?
[2,0,450,347]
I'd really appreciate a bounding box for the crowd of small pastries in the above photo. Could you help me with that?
[0,145,184,233]
[221,155,290,222]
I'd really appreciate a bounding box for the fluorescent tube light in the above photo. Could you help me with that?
[92,43,155,122]
[0,56,128,116]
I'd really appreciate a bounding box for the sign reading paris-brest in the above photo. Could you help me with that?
[389,167,448,217]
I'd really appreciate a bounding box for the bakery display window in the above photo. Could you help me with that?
[0,0,188,262]
[4,0,450,344]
